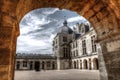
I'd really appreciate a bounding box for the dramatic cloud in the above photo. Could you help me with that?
[67,16,85,22]
[16,8,88,54]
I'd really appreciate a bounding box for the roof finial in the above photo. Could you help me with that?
[63,20,67,26]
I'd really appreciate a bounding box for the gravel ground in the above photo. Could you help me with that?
[14,69,100,80]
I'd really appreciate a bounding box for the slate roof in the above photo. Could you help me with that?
[16,53,56,59]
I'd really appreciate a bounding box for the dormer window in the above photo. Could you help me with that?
[81,26,85,34]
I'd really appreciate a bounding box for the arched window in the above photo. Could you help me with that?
[74,61,77,69]
[83,59,88,69]
[93,58,99,70]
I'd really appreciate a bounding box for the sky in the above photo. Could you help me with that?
[16,8,88,54]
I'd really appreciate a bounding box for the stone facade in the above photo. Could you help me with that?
[15,54,57,71]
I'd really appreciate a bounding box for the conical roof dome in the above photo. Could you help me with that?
[58,20,73,34]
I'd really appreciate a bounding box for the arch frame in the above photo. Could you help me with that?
[0,0,120,80]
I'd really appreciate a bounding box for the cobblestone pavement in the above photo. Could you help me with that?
[14,69,100,80]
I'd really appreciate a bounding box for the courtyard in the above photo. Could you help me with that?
[14,69,100,80]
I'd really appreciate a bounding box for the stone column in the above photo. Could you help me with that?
[87,60,89,70]
[33,61,35,70]
[72,61,74,69]
[20,61,23,70]
[0,1,19,80]
[98,35,120,80]
[97,43,108,80]
[88,59,92,70]
[91,60,94,70]
[82,60,84,69]
[27,61,30,70]
[78,60,80,69]
[57,57,60,70]
[44,61,47,70]
[39,61,41,70]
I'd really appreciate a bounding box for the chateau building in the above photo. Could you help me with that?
[15,21,99,71]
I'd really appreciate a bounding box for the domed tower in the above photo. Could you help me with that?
[52,20,73,70]
[58,20,73,34]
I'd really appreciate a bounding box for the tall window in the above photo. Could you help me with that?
[76,41,78,48]
[91,35,97,52]
[76,50,78,56]
[63,36,67,42]
[63,47,68,57]
[16,61,20,70]
[82,40,86,55]
[23,61,27,67]
[47,61,51,67]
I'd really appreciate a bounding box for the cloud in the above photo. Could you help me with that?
[67,16,84,22]
[42,8,59,15]
[17,8,88,54]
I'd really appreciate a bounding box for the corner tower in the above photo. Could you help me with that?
[52,20,73,70]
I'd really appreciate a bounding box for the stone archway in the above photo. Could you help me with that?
[0,0,120,80]
[52,62,55,70]
[74,61,77,69]
[93,58,99,70]
[16,61,20,70]
[83,59,88,69]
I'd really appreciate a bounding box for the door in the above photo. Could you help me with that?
[34,61,40,71]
